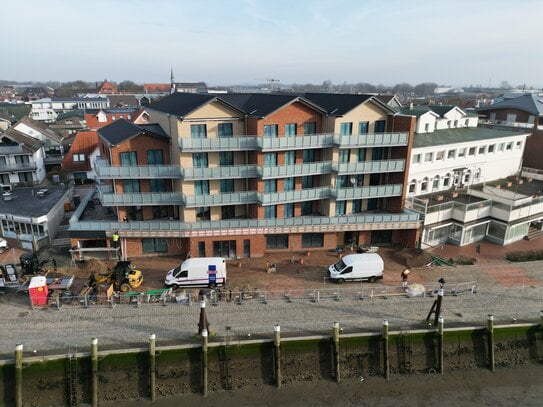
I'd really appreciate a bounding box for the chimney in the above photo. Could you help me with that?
[409,102,413,110]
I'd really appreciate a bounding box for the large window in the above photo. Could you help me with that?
[340,122,353,136]
[304,122,316,134]
[120,151,137,166]
[468,147,476,156]
[123,179,140,192]
[303,149,315,163]
[142,238,167,253]
[264,179,277,193]
[192,153,208,168]
[352,199,362,212]
[284,203,294,218]
[301,201,313,216]
[218,123,233,138]
[150,179,166,192]
[302,233,323,248]
[191,124,207,138]
[284,151,295,165]
[336,201,346,216]
[264,124,278,138]
[221,205,236,219]
[374,120,386,133]
[220,179,234,193]
[195,180,209,195]
[264,205,276,219]
[358,148,366,162]
[219,151,234,166]
[339,150,349,164]
[285,123,297,136]
[284,177,294,191]
[359,122,369,135]
[147,150,164,165]
[266,234,289,249]
[264,153,277,167]
[301,176,313,189]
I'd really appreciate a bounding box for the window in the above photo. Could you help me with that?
[302,233,323,248]
[421,178,428,192]
[218,123,233,138]
[408,180,416,193]
[195,180,209,195]
[191,124,207,138]
[219,151,234,166]
[198,241,206,257]
[432,176,440,189]
[465,119,469,126]
[412,154,421,164]
[284,177,294,191]
[443,174,451,187]
[352,199,362,212]
[303,149,315,163]
[304,122,316,134]
[147,150,164,165]
[488,144,495,153]
[498,143,505,151]
[478,146,486,154]
[372,147,384,160]
[220,179,234,193]
[142,238,167,253]
[335,201,346,216]
[285,123,297,136]
[196,207,210,220]
[264,205,276,219]
[468,147,476,156]
[458,148,466,157]
[340,122,353,136]
[424,123,430,132]
[284,151,295,165]
[123,179,140,193]
[464,171,471,184]
[339,149,349,164]
[120,151,137,166]
[358,122,369,135]
[152,206,168,218]
[284,203,294,218]
[454,120,458,127]
[264,153,277,167]
[301,201,312,216]
[221,205,236,220]
[264,180,277,193]
[264,124,278,138]
[447,150,455,159]
[301,176,313,189]
[436,151,445,160]
[73,153,85,162]
[506,142,512,150]
[374,120,386,133]
[266,234,289,249]
[516,141,522,149]
[424,152,433,162]
[192,153,208,168]
[150,179,165,192]
[358,148,366,162]
[65,119,73,125]
[337,176,347,188]
[111,116,116,121]
[447,120,451,128]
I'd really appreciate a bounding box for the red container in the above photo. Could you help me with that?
[29,276,49,306]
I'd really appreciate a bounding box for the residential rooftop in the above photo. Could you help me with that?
[413,126,528,148]
[0,186,67,218]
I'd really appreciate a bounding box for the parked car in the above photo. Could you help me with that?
[0,238,7,253]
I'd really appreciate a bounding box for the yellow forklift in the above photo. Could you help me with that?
[88,261,143,292]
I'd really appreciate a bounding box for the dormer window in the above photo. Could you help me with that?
[73,153,85,162]
[97,112,107,123]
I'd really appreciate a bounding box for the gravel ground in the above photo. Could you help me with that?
[1,260,542,360]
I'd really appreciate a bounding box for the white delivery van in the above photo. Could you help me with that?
[328,253,384,284]
[165,257,227,289]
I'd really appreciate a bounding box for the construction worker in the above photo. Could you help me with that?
[112,231,120,249]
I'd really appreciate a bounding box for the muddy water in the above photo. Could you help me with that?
[109,363,543,407]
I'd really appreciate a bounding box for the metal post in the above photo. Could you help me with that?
[149,334,156,402]
[434,288,444,326]
[487,315,495,372]
[274,325,281,388]
[332,322,340,383]
[91,338,98,407]
[438,316,444,374]
[15,344,23,407]
[382,320,389,380]
[201,329,208,397]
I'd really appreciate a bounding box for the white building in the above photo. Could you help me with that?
[30,97,109,123]
[0,128,46,185]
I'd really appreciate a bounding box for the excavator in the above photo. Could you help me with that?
[19,253,57,275]
[87,261,143,292]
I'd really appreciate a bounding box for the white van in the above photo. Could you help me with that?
[165,257,227,289]
[328,253,384,284]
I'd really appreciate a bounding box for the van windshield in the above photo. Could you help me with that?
[332,259,346,272]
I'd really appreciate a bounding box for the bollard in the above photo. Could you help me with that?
[274,325,281,388]
[15,344,23,407]
[201,329,208,397]
[438,316,444,374]
[487,315,495,372]
[91,338,98,407]
[332,322,340,383]
[382,320,389,380]
[149,334,156,402]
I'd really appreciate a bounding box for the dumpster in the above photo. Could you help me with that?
[29,276,49,306]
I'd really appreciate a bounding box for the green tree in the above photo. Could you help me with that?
[118,80,144,93]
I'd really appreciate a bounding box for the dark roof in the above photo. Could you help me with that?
[0,103,31,121]
[0,186,67,218]
[148,93,215,116]
[397,106,434,118]
[413,127,528,148]
[85,107,142,116]
[221,93,325,117]
[97,119,168,146]
[1,128,43,152]
[107,94,140,107]
[302,93,377,116]
[477,93,543,116]
[56,110,84,121]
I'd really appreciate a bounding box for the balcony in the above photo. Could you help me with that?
[333,159,405,175]
[184,191,258,207]
[0,162,37,172]
[98,189,184,206]
[258,186,331,205]
[70,212,420,237]
[183,165,259,180]
[180,137,259,151]
[258,134,334,151]
[44,154,63,165]
[0,145,24,154]
[333,184,403,200]
[335,132,409,148]
[259,161,332,178]
[95,160,182,179]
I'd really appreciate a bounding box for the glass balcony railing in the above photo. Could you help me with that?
[0,162,37,172]
[183,165,259,180]
[335,132,409,148]
[180,137,260,151]
[95,159,182,179]
[259,161,332,178]
[258,134,334,151]
[333,184,403,200]
[333,159,405,175]
[258,186,331,205]
[98,190,184,206]
[0,145,24,154]
[184,191,259,207]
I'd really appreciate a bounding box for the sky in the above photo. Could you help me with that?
[1,0,541,88]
